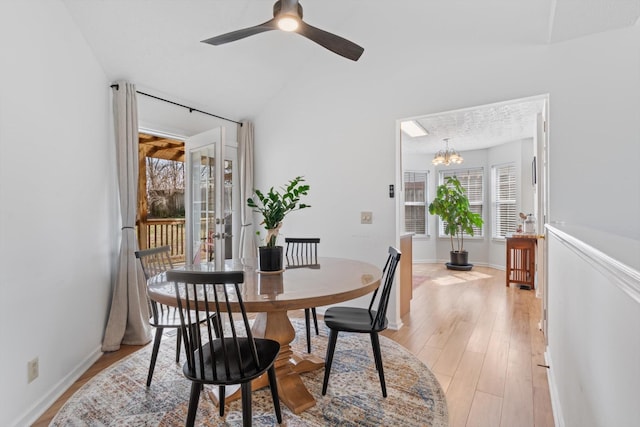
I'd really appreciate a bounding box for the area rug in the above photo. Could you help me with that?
[51,319,448,426]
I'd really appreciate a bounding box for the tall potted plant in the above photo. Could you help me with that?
[428,176,484,268]
[247,176,310,271]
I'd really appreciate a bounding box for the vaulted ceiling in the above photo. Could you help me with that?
[63,0,639,125]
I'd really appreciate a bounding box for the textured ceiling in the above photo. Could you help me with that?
[401,97,545,155]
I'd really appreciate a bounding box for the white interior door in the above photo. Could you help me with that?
[185,127,238,270]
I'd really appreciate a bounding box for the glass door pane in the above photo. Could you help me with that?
[190,147,217,265]
[185,127,238,269]
[186,128,224,269]
[223,157,233,260]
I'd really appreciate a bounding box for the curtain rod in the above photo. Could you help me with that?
[110,84,242,126]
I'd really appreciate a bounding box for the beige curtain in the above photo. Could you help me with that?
[238,120,257,260]
[102,81,151,352]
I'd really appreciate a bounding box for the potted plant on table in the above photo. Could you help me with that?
[247,176,310,271]
[428,176,484,270]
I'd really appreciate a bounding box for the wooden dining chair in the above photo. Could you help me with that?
[321,246,401,397]
[167,269,282,427]
[285,237,320,353]
[134,245,219,387]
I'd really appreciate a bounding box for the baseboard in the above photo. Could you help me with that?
[545,350,565,427]
[487,263,506,271]
[413,258,438,264]
[13,346,104,427]
[387,319,403,331]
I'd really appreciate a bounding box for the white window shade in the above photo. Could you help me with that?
[438,168,484,237]
[493,164,517,238]
[403,171,428,235]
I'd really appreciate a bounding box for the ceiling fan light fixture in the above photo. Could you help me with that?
[202,0,365,61]
[277,15,299,31]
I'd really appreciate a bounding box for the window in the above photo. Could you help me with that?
[403,171,428,235]
[438,168,484,237]
[492,164,517,238]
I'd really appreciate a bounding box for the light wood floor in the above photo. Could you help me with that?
[381,264,554,427]
[33,264,554,427]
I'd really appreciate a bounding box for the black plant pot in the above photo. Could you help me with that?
[258,246,283,272]
[450,251,469,266]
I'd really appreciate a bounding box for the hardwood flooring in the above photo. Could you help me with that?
[31,344,142,427]
[33,264,554,427]
[381,264,554,427]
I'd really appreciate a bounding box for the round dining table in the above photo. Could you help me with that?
[146,256,382,414]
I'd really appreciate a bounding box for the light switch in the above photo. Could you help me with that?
[361,211,372,224]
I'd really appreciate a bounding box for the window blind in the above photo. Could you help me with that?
[438,168,484,237]
[403,171,428,235]
[493,164,517,238]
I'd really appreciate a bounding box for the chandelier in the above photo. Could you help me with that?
[432,138,463,166]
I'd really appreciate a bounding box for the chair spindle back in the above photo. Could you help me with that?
[167,270,261,381]
[136,245,174,279]
[368,246,401,329]
[285,237,320,267]
[135,245,174,322]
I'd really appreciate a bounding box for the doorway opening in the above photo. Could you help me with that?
[396,94,550,331]
[137,132,187,263]
[136,128,240,269]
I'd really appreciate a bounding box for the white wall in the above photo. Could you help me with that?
[547,225,640,427]
[253,41,552,327]
[542,29,640,423]
[255,26,640,240]
[0,2,115,426]
[546,27,640,240]
[253,24,640,424]
[1,3,637,425]
[137,91,239,142]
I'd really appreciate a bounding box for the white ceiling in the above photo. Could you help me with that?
[62,0,638,145]
[401,97,545,154]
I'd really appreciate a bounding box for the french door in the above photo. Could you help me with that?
[185,127,238,270]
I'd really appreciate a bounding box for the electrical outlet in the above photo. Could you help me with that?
[27,357,39,383]
[361,211,373,224]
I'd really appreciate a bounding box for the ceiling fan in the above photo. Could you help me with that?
[201,0,364,61]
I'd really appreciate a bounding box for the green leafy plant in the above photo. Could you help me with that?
[247,176,310,247]
[428,176,484,253]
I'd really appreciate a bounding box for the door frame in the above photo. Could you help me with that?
[394,94,551,331]
[185,127,239,269]
[138,126,239,266]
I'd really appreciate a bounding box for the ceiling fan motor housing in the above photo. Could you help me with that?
[273,0,303,19]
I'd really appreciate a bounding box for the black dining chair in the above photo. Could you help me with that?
[167,270,282,427]
[285,237,320,353]
[134,245,219,387]
[321,246,401,398]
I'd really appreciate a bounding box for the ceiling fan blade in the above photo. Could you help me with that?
[297,21,364,61]
[202,19,278,46]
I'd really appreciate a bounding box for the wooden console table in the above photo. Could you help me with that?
[506,234,539,289]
